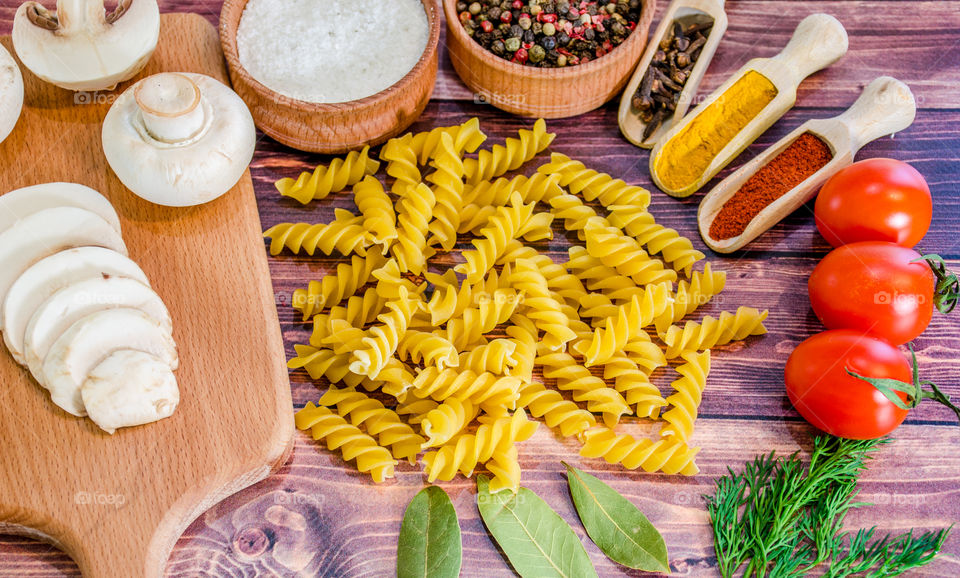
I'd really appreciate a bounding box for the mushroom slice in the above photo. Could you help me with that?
[0,207,127,307]
[0,43,24,144]
[22,276,169,378]
[12,0,160,92]
[0,182,122,235]
[42,308,177,416]
[82,350,179,434]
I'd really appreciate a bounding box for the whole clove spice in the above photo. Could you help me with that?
[632,18,713,140]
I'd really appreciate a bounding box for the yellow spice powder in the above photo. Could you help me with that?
[655,70,779,192]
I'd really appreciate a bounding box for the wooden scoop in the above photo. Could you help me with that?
[619,0,728,149]
[698,76,917,253]
[650,13,849,197]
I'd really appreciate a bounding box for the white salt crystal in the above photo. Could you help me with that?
[237,0,429,104]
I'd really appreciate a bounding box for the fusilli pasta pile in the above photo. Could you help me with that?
[266,119,769,491]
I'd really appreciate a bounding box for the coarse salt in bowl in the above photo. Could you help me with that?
[220,0,441,153]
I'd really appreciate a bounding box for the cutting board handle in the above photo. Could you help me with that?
[770,13,849,83]
[836,76,917,152]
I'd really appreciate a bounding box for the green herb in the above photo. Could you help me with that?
[706,436,951,578]
[916,252,959,314]
[563,462,670,573]
[397,486,462,578]
[476,475,598,578]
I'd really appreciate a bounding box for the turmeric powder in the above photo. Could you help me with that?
[654,70,778,194]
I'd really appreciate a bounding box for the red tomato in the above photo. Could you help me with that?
[808,242,934,345]
[785,330,910,439]
[815,158,932,248]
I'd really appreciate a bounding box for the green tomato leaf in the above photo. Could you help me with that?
[477,475,598,578]
[397,486,462,578]
[564,463,671,573]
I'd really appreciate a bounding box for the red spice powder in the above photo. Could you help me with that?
[710,132,833,241]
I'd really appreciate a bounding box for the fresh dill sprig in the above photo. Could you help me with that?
[705,436,951,578]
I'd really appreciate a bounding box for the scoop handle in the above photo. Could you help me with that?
[835,76,917,151]
[770,13,849,82]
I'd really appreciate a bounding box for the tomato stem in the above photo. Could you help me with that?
[915,252,959,315]
[846,344,960,425]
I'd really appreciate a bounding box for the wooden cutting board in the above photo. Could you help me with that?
[0,14,293,578]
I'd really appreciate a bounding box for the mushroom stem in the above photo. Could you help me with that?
[134,73,206,144]
[56,0,107,33]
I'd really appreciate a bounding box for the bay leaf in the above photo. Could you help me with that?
[564,462,670,573]
[477,475,598,578]
[397,486,462,578]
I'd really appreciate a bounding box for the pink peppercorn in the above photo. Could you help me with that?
[480,20,493,33]
[514,47,528,63]
[540,13,557,23]
[500,11,512,23]
[459,11,472,23]
[512,0,523,8]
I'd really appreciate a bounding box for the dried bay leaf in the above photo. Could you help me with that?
[476,475,598,578]
[564,463,670,573]
[397,486,462,578]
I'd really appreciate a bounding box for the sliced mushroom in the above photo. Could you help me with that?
[21,275,169,376]
[42,307,177,416]
[0,182,122,235]
[82,349,179,434]
[0,207,127,307]
[12,0,160,91]
[102,72,256,207]
[0,43,24,144]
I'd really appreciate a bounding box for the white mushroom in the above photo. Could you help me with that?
[0,43,24,144]
[102,72,256,207]
[12,0,160,92]
[41,307,177,416]
[82,349,179,434]
[0,182,121,235]
[0,207,127,306]
[19,275,168,375]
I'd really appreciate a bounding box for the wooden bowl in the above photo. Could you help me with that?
[220,0,441,154]
[443,0,656,119]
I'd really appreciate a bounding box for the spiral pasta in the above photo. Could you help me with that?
[426,132,465,251]
[372,258,425,301]
[309,289,387,345]
[580,427,700,476]
[410,367,521,409]
[660,350,711,443]
[424,271,471,325]
[375,358,417,399]
[486,443,523,494]
[396,390,439,425]
[421,397,477,448]
[576,282,674,366]
[264,209,373,257]
[549,191,608,238]
[661,306,769,358]
[287,345,364,387]
[603,355,667,419]
[606,204,705,276]
[353,175,398,251]
[295,402,397,483]
[509,258,577,351]
[504,317,537,384]
[276,146,380,205]
[498,241,587,306]
[459,339,518,375]
[538,348,630,428]
[397,330,460,370]
[319,319,367,354]
[392,182,437,275]
[515,380,596,438]
[408,118,487,165]
[538,153,651,209]
[653,263,727,335]
[317,386,426,464]
[623,336,668,375]
[461,172,564,209]
[456,193,537,283]
[293,253,387,321]
[584,218,677,286]
[463,119,555,185]
[350,286,422,378]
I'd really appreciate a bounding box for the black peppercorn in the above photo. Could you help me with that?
[557,31,570,46]
[540,35,557,50]
[492,39,506,55]
[584,28,595,40]
[457,1,468,12]
[523,29,535,43]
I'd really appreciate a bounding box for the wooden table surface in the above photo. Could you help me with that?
[2,1,959,576]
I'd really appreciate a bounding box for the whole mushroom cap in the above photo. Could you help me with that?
[0,43,24,144]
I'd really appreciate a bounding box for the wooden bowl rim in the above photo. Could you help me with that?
[441,0,656,79]
[219,0,441,112]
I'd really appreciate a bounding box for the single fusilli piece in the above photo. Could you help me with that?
[264,209,371,257]
[408,118,487,165]
[575,282,674,366]
[537,153,651,209]
[580,427,700,476]
[486,443,523,494]
[397,330,460,371]
[538,347,630,428]
[583,217,677,286]
[498,241,587,306]
[424,270,473,325]
[354,175,398,251]
[653,263,727,335]
[455,193,537,283]
[660,350,711,443]
[661,306,769,358]
[350,286,422,378]
[421,397,477,448]
[515,380,596,438]
[459,339,518,375]
[623,336,669,375]
[565,246,643,306]
[505,317,538,384]
[295,402,397,483]
[607,204,705,276]
[392,182,437,275]
[375,358,417,399]
[288,345,364,387]
[461,172,564,208]
[276,146,380,205]
[410,367,521,409]
[426,132,465,251]
[293,253,387,321]
[318,319,366,354]
[317,386,426,464]
[549,191,609,238]
[603,355,667,419]
[309,289,387,344]
[509,259,577,351]
[463,119,555,185]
